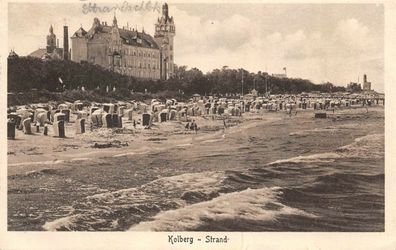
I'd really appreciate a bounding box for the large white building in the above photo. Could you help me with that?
[71,3,175,80]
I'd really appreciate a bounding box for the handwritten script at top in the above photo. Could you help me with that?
[81,0,161,14]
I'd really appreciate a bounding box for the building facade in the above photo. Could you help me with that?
[71,3,175,80]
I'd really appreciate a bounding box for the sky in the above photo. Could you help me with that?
[8,2,384,91]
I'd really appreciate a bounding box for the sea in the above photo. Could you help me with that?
[8,108,384,231]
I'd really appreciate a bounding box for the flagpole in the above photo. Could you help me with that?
[241,70,244,97]
[265,75,268,96]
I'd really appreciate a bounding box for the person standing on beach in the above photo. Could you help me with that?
[194,122,198,134]
[190,120,196,130]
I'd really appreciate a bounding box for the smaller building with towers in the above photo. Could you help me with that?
[29,25,70,60]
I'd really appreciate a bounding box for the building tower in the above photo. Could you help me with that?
[63,26,69,60]
[108,14,123,72]
[363,74,372,91]
[46,25,56,53]
[154,3,176,80]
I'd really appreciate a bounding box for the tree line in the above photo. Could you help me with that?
[8,56,345,96]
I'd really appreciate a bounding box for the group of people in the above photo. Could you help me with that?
[185,120,199,133]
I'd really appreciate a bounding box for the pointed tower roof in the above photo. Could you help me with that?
[113,13,118,27]
[8,49,19,59]
[72,26,88,38]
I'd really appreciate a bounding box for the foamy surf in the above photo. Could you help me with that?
[43,215,79,231]
[336,133,384,159]
[267,133,384,166]
[201,138,224,144]
[176,143,192,147]
[112,152,137,157]
[42,171,227,231]
[269,152,340,165]
[129,187,316,231]
[9,159,66,167]
[112,147,154,158]
[9,157,90,167]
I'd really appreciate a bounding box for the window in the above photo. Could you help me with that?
[114,56,121,67]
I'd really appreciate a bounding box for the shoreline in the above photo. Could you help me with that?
[7,111,281,168]
[8,105,382,171]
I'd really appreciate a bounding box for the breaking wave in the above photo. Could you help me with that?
[42,133,384,231]
[43,171,227,231]
[129,187,317,231]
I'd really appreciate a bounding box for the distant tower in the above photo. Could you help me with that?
[63,26,69,60]
[363,74,372,91]
[154,3,176,80]
[46,25,56,53]
[113,14,118,27]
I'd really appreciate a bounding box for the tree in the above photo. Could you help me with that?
[8,56,346,96]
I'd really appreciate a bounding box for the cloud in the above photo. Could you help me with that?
[333,18,371,54]
[174,13,383,91]
[174,10,258,55]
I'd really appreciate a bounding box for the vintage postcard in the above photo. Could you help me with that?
[1,0,396,249]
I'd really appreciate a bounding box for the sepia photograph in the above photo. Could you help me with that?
[4,0,390,239]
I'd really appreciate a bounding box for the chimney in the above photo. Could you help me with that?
[363,74,367,83]
[63,26,69,60]
[56,39,59,48]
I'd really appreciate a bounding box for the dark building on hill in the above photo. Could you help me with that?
[71,3,175,80]
[347,82,362,92]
